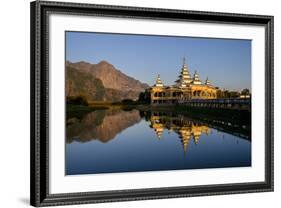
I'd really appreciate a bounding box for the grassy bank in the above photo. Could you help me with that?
[66,102,147,119]
[66,104,108,120]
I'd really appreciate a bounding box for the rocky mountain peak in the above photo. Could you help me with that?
[66,60,149,102]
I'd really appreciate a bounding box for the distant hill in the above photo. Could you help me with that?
[66,60,149,102]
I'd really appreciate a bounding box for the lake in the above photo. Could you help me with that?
[66,108,251,175]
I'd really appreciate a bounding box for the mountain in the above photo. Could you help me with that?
[66,60,149,102]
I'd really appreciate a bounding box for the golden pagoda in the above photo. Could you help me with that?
[149,58,218,105]
[155,74,164,87]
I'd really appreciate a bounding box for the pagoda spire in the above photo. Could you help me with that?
[175,57,192,86]
[205,76,211,85]
[155,74,164,87]
[192,70,202,85]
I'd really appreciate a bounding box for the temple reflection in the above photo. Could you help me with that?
[149,111,210,153]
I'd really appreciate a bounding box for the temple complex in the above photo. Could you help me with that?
[149,58,218,105]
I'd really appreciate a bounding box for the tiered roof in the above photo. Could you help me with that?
[154,74,164,87]
[175,58,192,87]
[192,70,202,85]
[154,57,214,88]
[205,77,211,86]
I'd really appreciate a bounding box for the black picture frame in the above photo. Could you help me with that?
[30,0,274,207]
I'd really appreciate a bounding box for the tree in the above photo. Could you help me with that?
[216,89,224,98]
[229,91,240,98]
[137,89,151,104]
[223,90,230,98]
[241,88,250,96]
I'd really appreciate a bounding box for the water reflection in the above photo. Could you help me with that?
[149,112,211,153]
[67,109,141,143]
[66,109,251,175]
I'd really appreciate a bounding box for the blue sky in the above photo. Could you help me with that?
[66,31,251,91]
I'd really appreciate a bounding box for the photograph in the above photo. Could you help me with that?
[29,1,274,206]
[65,31,252,175]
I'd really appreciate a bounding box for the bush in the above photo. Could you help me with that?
[121,99,135,105]
[138,90,151,104]
[66,96,88,105]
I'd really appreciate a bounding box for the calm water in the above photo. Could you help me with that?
[66,109,251,175]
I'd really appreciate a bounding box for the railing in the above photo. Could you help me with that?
[182,98,251,111]
[151,98,251,110]
[183,98,250,104]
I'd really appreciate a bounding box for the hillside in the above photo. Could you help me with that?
[66,60,149,102]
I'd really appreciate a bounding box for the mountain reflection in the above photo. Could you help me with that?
[66,109,141,143]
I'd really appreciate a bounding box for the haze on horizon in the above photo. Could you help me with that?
[66,31,251,92]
